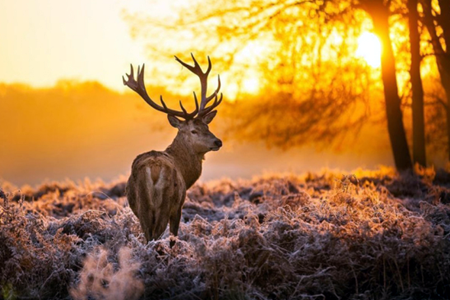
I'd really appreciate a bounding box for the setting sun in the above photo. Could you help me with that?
[356,32,382,68]
[243,77,260,94]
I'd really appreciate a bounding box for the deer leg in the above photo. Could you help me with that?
[169,203,183,248]
[152,206,170,240]
[148,165,173,240]
[134,167,157,243]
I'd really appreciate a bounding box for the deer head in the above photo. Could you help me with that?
[122,54,223,154]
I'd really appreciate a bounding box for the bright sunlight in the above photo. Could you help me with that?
[243,77,260,94]
[356,32,382,68]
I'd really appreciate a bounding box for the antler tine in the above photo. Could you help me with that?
[122,64,133,85]
[179,100,188,115]
[198,93,223,118]
[123,64,198,119]
[190,53,202,72]
[159,95,168,110]
[205,56,212,76]
[175,55,201,73]
[193,92,200,111]
[174,54,222,114]
[122,64,137,88]
[203,75,221,107]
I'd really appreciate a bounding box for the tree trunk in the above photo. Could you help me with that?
[363,1,413,170]
[436,0,450,160]
[408,0,426,166]
[422,0,450,160]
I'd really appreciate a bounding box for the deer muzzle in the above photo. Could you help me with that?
[211,139,222,151]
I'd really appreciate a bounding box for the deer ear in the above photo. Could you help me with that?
[202,110,217,124]
[168,115,182,128]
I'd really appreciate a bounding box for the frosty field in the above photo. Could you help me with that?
[1,168,449,300]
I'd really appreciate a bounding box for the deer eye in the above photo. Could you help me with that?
[191,130,198,134]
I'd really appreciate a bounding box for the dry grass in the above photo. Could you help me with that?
[1,167,450,300]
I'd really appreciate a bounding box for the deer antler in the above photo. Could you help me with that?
[123,54,222,120]
[123,64,199,119]
[174,54,222,118]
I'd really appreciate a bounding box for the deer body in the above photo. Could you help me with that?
[127,150,186,242]
[123,55,222,244]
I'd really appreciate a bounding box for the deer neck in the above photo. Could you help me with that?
[165,134,203,189]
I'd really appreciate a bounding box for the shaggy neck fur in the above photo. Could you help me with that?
[166,133,204,189]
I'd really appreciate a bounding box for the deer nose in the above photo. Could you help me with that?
[214,139,223,148]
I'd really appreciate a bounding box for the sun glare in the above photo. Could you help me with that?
[356,32,382,68]
[243,77,260,94]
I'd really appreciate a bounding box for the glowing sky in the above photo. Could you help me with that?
[356,32,382,68]
[0,0,159,91]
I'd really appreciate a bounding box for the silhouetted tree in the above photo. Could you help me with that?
[359,0,412,170]
[421,0,450,160]
[408,0,426,166]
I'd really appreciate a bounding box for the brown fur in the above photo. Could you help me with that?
[126,118,221,244]
[123,55,222,245]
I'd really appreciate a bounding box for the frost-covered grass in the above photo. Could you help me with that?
[1,168,450,300]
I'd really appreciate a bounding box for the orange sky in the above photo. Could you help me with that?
[0,0,384,93]
[0,1,403,186]
[0,0,156,91]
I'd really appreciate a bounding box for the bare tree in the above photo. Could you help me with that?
[421,0,450,160]
[357,0,412,170]
[407,0,426,166]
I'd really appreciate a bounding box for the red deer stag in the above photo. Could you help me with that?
[123,54,222,246]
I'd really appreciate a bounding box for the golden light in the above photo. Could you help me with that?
[356,32,382,68]
[243,77,260,94]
